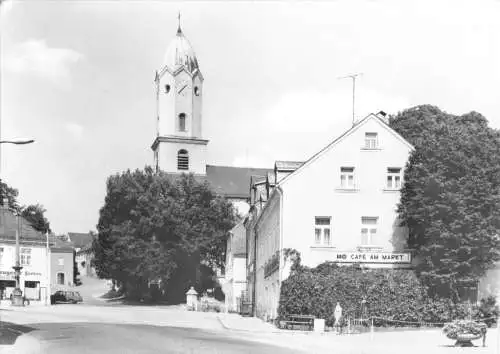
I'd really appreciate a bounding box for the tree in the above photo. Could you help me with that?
[92,167,236,302]
[21,204,51,234]
[390,105,500,298]
[0,179,20,211]
[73,250,81,286]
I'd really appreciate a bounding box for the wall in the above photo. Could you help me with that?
[0,243,49,301]
[254,192,281,320]
[76,251,95,277]
[157,140,207,175]
[280,117,412,269]
[50,251,74,291]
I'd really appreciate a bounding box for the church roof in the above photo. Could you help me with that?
[163,25,200,75]
[206,165,272,199]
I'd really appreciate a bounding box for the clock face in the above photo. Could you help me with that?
[176,80,191,96]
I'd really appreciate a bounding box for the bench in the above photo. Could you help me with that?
[282,314,315,331]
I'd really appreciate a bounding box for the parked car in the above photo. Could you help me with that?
[51,290,83,304]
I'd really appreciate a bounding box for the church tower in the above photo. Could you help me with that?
[151,19,208,175]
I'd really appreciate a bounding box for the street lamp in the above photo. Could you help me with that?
[11,210,23,306]
[0,139,35,306]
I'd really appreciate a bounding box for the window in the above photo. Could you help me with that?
[361,217,378,246]
[194,86,200,96]
[364,132,378,149]
[386,168,402,189]
[58,258,64,266]
[178,113,186,132]
[20,248,31,266]
[57,273,65,285]
[164,84,171,94]
[314,217,331,246]
[177,149,189,170]
[0,247,3,265]
[340,167,355,189]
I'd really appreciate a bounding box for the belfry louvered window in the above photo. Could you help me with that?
[177,149,189,171]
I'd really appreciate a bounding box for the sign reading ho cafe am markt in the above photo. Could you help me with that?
[332,251,412,264]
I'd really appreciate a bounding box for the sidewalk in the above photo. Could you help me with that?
[217,313,280,333]
[215,313,500,354]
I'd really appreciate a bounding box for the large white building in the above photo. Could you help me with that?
[246,113,415,320]
[0,206,51,303]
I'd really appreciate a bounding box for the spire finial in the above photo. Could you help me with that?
[177,12,182,34]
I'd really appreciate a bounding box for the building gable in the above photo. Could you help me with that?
[278,113,414,187]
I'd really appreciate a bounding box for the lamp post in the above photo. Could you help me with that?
[11,211,23,306]
[0,139,35,306]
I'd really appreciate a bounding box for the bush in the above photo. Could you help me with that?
[475,296,499,327]
[443,320,487,340]
[278,258,495,327]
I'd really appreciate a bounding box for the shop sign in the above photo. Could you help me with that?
[0,270,15,280]
[331,251,411,264]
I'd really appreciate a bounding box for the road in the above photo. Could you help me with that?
[7,322,305,354]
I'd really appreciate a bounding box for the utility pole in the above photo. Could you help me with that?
[11,211,23,306]
[338,73,363,126]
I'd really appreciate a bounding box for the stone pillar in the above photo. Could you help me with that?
[186,287,198,311]
[314,318,325,333]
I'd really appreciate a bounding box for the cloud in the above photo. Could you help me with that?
[2,39,83,86]
[65,122,84,140]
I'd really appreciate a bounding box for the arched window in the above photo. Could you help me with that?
[178,113,186,132]
[177,149,189,171]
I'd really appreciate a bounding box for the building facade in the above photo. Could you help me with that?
[0,206,51,303]
[50,238,75,292]
[246,113,415,320]
[223,221,247,312]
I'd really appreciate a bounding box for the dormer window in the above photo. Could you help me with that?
[178,113,186,132]
[365,132,378,149]
[177,149,189,170]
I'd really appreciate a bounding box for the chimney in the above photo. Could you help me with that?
[376,110,389,124]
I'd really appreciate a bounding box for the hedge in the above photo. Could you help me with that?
[277,261,497,327]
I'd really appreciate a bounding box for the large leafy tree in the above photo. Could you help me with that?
[0,180,51,234]
[0,179,20,211]
[390,105,500,298]
[93,167,236,302]
[21,204,51,234]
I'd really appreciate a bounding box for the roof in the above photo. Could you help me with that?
[229,221,246,256]
[0,209,46,244]
[278,113,415,186]
[51,237,74,253]
[206,165,272,199]
[266,171,276,186]
[275,161,304,171]
[68,232,94,248]
[162,25,200,75]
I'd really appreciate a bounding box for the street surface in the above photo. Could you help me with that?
[0,277,498,353]
[6,322,304,354]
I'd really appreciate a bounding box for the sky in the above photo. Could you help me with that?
[1,0,499,234]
